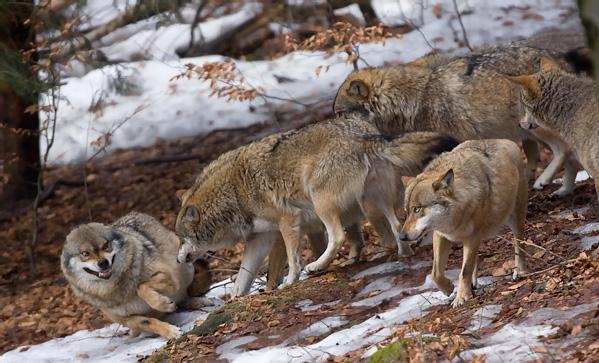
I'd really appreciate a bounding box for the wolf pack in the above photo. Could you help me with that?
[61,30,598,340]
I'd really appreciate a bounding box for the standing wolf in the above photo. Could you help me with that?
[333,42,588,184]
[399,139,529,307]
[61,212,212,339]
[175,114,457,296]
[510,58,599,202]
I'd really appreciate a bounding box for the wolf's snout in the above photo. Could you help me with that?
[97,258,110,270]
[398,232,409,241]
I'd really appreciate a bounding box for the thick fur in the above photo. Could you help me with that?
[400,139,529,308]
[511,59,599,202]
[61,212,212,339]
[175,114,457,296]
[333,42,589,185]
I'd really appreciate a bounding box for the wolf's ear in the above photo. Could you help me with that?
[507,75,541,99]
[540,57,561,72]
[433,169,454,191]
[176,189,188,202]
[347,79,369,98]
[185,206,200,223]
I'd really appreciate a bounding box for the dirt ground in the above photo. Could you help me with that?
[1,111,598,361]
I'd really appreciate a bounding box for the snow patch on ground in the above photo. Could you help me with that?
[0,310,212,363]
[217,336,258,361]
[466,305,503,333]
[459,302,599,363]
[353,260,431,280]
[580,236,599,251]
[550,207,590,220]
[294,299,341,312]
[573,223,599,235]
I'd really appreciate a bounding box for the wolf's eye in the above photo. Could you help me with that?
[412,206,422,213]
[102,242,111,251]
[80,251,90,258]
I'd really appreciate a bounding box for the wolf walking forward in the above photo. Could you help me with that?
[175,114,457,296]
[510,58,599,202]
[61,212,212,339]
[399,139,529,308]
[333,42,588,184]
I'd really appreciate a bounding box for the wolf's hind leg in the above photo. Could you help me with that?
[266,234,287,290]
[122,315,182,340]
[138,272,177,313]
[339,223,363,267]
[231,232,275,297]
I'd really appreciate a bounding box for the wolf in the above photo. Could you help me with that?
[399,139,529,308]
[61,212,212,339]
[333,42,589,187]
[509,57,599,202]
[175,114,457,296]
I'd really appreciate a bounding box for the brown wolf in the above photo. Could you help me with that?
[510,58,599,202]
[333,42,589,184]
[399,139,529,307]
[61,212,212,339]
[175,114,457,296]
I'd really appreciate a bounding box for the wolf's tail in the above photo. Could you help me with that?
[378,132,458,176]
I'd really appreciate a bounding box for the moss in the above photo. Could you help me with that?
[368,340,409,363]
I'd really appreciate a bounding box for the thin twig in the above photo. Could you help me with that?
[452,0,472,51]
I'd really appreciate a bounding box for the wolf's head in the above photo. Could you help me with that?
[62,223,125,283]
[175,179,251,264]
[399,168,456,241]
[333,65,430,134]
[509,57,579,132]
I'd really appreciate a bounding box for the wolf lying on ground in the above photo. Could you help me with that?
[175,114,457,296]
[510,58,599,203]
[399,139,529,307]
[61,212,212,339]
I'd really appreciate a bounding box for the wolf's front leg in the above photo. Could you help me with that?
[122,315,182,340]
[452,239,480,308]
[278,215,304,288]
[304,198,346,273]
[432,232,453,296]
[231,232,275,297]
[137,272,178,313]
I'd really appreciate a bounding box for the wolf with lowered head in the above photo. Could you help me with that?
[61,212,212,339]
[510,58,599,202]
[175,114,457,297]
[399,139,529,308]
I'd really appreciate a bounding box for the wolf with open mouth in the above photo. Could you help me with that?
[61,212,213,339]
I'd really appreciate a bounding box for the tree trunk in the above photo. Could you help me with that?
[0,1,40,211]
[578,0,598,80]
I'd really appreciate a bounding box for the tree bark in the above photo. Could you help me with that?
[0,1,40,209]
[578,0,598,80]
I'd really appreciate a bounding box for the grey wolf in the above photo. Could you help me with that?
[61,212,212,339]
[399,139,529,307]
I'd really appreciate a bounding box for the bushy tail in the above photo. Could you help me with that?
[380,132,458,176]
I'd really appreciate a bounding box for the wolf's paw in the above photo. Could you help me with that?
[155,296,177,313]
[304,261,326,274]
[127,329,141,339]
[162,325,183,340]
[339,256,360,267]
[552,186,574,197]
[533,178,549,190]
[512,268,528,281]
[450,291,472,308]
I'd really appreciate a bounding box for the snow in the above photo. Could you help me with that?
[466,305,503,333]
[217,336,258,361]
[294,299,341,312]
[0,310,211,363]
[572,222,599,235]
[459,302,599,363]
[550,207,590,220]
[580,236,599,251]
[353,260,431,280]
[292,317,348,340]
[575,171,591,182]
[44,0,583,165]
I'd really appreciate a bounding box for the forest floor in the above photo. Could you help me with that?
[1,109,598,362]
